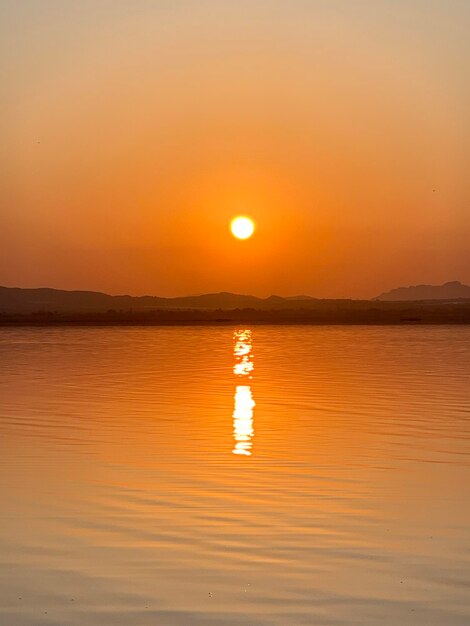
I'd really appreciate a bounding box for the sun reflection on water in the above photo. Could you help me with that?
[232,329,255,456]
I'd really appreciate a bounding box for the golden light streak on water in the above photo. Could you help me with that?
[232,385,255,456]
[232,329,255,455]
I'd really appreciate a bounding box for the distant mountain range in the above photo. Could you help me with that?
[375,281,470,301]
[0,281,469,314]
[0,286,318,313]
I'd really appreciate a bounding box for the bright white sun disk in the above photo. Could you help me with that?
[231,216,255,240]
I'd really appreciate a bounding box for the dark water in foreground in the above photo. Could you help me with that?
[0,326,469,625]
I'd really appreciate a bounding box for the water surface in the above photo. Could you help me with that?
[1,326,469,625]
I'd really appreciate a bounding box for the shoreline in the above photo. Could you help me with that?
[1,310,470,327]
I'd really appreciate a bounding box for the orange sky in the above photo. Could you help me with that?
[1,0,469,298]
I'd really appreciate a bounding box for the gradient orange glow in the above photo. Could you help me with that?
[1,1,469,297]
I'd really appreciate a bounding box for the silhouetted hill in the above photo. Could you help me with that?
[376,281,470,301]
[1,286,470,325]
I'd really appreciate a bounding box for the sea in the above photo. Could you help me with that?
[1,325,469,625]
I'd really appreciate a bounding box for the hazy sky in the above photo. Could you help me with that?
[1,0,469,298]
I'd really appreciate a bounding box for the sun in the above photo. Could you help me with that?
[230,216,255,240]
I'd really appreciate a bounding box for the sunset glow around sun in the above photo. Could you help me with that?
[231,217,255,240]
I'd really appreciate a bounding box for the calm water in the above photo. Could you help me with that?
[1,326,469,625]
